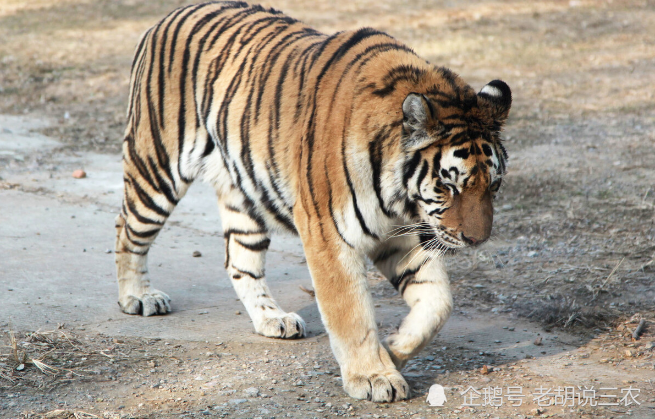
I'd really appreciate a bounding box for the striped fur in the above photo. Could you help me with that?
[114,1,511,402]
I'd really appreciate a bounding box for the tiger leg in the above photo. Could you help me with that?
[115,153,186,316]
[217,190,305,339]
[295,211,409,402]
[371,237,453,369]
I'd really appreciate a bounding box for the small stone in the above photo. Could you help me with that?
[244,387,260,397]
[295,380,304,386]
[193,250,202,257]
[481,365,492,375]
[228,398,247,405]
[72,169,86,179]
[235,310,241,315]
[534,337,543,346]
[16,364,24,371]
[271,379,278,384]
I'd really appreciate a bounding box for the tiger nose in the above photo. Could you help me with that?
[462,234,482,246]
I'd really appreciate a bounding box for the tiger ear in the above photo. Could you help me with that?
[477,80,512,126]
[402,93,438,151]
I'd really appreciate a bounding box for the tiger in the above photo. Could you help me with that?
[114,1,511,402]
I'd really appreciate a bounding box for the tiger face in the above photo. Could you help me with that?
[401,80,511,252]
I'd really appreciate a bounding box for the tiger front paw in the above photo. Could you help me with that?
[342,368,410,402]
[118,289,171,316]
[256,312,306,339]
[383,332,423,370]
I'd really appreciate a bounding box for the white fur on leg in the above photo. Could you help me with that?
[384,257,452,369]
[229,267,306,338]
[218,196,306,339]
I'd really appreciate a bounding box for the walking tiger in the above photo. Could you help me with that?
[115,1,511,401]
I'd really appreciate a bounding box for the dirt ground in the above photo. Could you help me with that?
[1,0,655,418]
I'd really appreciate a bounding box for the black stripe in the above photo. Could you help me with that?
[201,138,215,157]
[342,128,378,239]
[125,135,158,195]
[432,151,442,176]
[428,207,447,216]
[146,99,176,189]
[390,266,420,290]
[224,228,267,236]
[402,152,421,186]
[124,195,164,226]
[259,184,297,232]
[419,232,437,249]
[146,18,164,128]
[333,42,415,104]
[126,223,161,240]
[234,237,271,252]
[124,248,148,256]
[147,156,178,205]
[125,174,170,218]
[324,162,355,248]
[124,224,153,247]
[232,267,264,280]
[373,65,426,97]
[368,130,393,218]
[449,131,469,146]
[453,148,470,159]
[415,160,429,190]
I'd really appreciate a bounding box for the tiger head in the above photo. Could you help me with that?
[400,79,511,252]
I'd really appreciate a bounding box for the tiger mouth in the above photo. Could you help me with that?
[419,229,465,255]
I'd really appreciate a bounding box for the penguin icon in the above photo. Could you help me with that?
[426,384,447,406]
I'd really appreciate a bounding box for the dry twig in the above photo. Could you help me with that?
[600,257,625,288]
[299,285,315,298]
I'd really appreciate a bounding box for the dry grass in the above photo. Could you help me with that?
[23,409,104,419]
[0,325,125,391]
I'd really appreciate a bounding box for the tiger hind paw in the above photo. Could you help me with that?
[118,290,171,316]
